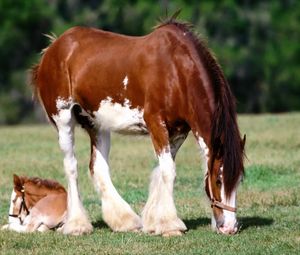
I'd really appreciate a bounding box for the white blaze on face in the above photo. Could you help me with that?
[219,166,238,234]
[8,190,21,224]
[220,186,238,234]
[123,76,129,90]
[93,97,147,134]
[198,136,238,234]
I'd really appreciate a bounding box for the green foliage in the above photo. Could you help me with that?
[0,1,300,124]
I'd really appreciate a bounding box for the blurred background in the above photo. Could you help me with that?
[0,0,299,124]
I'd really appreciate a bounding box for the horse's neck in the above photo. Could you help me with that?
[25,185,52,207]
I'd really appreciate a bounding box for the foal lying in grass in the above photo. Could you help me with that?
[2,174,67,232]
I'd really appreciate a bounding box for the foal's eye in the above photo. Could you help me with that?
[216,179,222,187]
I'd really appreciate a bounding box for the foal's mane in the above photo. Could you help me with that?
[24,176,66,193]
[156,17,245,198]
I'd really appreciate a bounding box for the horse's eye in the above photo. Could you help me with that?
[216,179,222,187]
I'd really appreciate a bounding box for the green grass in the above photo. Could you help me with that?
[0,113,300,254]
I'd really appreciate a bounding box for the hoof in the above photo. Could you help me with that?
[106,212,142,232]
[142,215,187,236]
[62,218,93,235]
[102,197,142,232]
[162,230,184,237]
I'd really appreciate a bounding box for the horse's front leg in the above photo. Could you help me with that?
[89,130,141,232]
[142,115,187,236]
[53,107,92,235]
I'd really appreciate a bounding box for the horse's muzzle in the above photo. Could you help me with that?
[217,221,239,235]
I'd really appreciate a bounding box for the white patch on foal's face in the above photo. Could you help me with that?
[93,97,147,134]
[123,75,129,90]
[8,190,22,224]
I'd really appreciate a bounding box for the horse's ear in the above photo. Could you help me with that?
[13,174,23,191]
[241,134,246,150]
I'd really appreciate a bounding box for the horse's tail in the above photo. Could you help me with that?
[30,64,40,101]
[210,76,244,199]
[29,33,57,101]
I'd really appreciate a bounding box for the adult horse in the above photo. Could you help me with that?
[31,17,245,236]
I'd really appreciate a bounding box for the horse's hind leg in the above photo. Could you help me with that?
[53,106,92,235]
[142,115,187,236]
[88,129,142,232]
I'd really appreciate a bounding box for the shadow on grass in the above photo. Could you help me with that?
[92,216,274,232]
[92,220,109,229]
[184,216,274,231]
[184,217,211,230]
[239,216,274,231]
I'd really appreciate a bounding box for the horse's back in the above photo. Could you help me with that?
[34,24,205,133]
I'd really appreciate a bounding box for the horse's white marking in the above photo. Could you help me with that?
[55,97,73,110]
[123,75,129,90]
[91,130,142,231]
[219,175,238,234]
[3,222,26,232]
[142,148,186,234]
[158,148,176,189]
[93,97,147,134]
[52,103,92,234]
[4,190,30,232]
[198,136,209,175]
[8,190,21,225]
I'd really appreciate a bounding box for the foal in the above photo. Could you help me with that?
[2,174,67,232]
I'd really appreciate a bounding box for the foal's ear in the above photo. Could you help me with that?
[241,134,246,150]
[13,174,23,191]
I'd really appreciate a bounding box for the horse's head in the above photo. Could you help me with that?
[8,174,30,224]
[206,135,246,235]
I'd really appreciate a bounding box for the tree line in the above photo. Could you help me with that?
[0,0,299,124]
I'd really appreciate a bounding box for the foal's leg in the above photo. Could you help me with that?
[53,107,92,235]
[2,222,26,232]
[89,130,142,232]
[142,117,187,236]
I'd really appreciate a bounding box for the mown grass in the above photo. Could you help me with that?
[0,114,299,254]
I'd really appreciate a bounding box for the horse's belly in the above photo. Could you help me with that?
[92,97,148,135]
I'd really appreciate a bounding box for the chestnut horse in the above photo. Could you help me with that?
[31,18,245,236]
[2,174,67,232]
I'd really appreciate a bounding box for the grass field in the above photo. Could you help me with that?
[0,114,299,254]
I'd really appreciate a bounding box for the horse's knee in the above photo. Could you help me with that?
[63,156,78,178]
[158,151,176,184]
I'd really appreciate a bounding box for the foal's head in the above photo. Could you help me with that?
[8,174,66,224]
[9,175,31,224]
